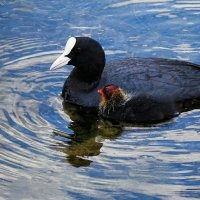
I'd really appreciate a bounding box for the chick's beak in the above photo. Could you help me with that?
[98,88,104,95]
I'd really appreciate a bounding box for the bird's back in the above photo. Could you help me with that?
[101,94,177,123]
[63,57,200,109]
[102,57,200,102]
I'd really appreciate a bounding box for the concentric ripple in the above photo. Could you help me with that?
[1,37,200,200]
[0,38,72,194]
[1,0,200,199]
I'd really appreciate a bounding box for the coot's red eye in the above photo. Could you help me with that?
[74,47,81,54]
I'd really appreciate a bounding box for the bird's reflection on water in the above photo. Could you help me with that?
[53,102,123,167]
[51,96,200,167]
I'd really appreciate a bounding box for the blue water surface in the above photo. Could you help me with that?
[1,0,200,199]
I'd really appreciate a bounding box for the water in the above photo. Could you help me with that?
[1,0,200,199]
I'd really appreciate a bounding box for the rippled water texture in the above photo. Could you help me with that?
[1,0,200,199]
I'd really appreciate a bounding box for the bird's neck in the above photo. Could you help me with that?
[69,67,100,91]
[111,89,127,107]
[73,62,104,85]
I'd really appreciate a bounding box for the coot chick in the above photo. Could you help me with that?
[50,37,200,112]
[98,84,177,123]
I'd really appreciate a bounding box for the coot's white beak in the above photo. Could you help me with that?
[50,53,71,70]
[50,37,76,70]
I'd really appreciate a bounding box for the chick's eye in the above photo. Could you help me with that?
[104,87,110,96]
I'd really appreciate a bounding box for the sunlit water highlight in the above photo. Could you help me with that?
[1,0,200,199]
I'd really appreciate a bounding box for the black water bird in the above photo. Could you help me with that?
[50,37,200,121]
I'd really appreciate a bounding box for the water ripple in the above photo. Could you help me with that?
[0,37,70,186]
[107,0,171,8]
[1,1,200,199]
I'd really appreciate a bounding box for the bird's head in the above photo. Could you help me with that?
[50,37,105,83]
[98,84,127,113]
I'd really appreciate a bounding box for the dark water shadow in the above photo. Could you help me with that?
[53,102,123,167]
[52,97,200,168]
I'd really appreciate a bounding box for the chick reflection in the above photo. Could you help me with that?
[60,102,123,167]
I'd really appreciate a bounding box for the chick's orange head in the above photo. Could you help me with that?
[98,84,119,98]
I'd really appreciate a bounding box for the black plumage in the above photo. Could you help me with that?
[51,37,200,122]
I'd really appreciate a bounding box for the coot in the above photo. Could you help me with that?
[50,37,200,113]
[98,84,177,122]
